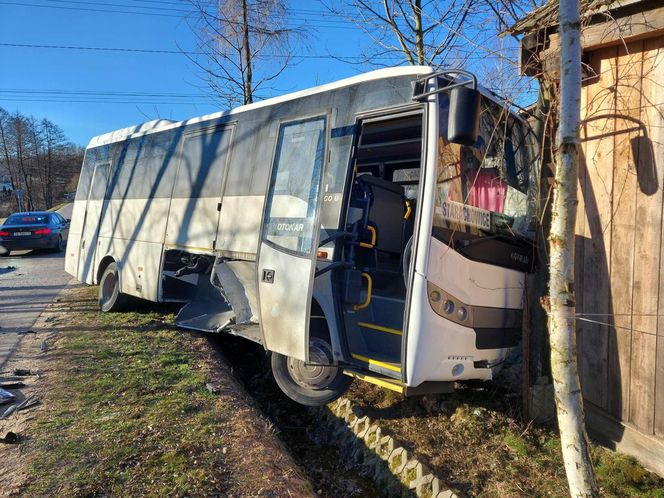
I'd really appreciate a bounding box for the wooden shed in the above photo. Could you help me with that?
[508,0,664,475]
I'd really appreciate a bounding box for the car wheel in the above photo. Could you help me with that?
[99,262,129,312]
[0,249,10,257]
[271,337,352,406]
[53,235,65,253]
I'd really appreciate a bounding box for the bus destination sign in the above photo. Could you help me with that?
[437,200,491,231]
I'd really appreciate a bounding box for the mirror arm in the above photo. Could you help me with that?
[412,69,477,101]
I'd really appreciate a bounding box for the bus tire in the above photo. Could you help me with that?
[271,337,352,406]
[99,262,128,312]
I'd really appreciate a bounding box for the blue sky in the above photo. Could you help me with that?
[0,1,526,146]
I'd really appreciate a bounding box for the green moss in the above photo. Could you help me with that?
[594,450,664,497]
[503,433,529,457]
[389,453,402,472]
[402,466,417,485]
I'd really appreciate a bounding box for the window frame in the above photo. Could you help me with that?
[261,114,329,259]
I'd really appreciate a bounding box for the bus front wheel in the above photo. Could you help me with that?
[271,337,352,406]
[99,262,129,312]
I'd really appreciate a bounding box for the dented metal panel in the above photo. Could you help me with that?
[212,260,259,325]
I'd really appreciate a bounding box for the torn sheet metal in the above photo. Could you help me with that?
[0,388,15,405]
[212,260,259,325]
[175,276,235,332]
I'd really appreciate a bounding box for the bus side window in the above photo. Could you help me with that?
[263,117,326,256]
[172,128,233,200]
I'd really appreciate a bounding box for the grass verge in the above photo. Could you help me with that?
[18,286,312,497]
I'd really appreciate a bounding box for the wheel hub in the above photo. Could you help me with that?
[101,273,116,305]
[287,338,337,390]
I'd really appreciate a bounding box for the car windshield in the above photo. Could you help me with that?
[5,214,50,225]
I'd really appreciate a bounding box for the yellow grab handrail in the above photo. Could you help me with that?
[404,200,412,220]
[353,272,373,310]
[359,225,377,249]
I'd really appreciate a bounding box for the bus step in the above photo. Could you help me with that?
[343,370,455,397]
[350,352,401,379]
[343,369,405,393]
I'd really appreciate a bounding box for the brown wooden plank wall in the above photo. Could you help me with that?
[577,37,664,438]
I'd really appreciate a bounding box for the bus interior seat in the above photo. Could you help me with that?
[357,174,406,257]
[348,174,410,288]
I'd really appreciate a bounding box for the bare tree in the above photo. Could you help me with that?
[324,0,543,103]
[187,0,303,107]
[0,108,20,197]
[0,106,82,215]
[37,119,69,208]
[9,113,36,211]
[327,0,536,65]
[547,0,598,495]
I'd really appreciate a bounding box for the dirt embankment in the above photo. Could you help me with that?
[0,286,313,497]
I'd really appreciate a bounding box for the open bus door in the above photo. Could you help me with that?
[257,116,353,406]
[257,116,328,362]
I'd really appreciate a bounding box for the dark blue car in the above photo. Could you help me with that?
[0,211,70,256]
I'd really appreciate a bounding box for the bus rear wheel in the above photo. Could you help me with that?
[99,262,128,312]
[271,337,352,406]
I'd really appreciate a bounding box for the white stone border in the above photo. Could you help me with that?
[314,397,458,498]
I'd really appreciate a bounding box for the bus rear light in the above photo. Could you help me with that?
[34,228,51,235]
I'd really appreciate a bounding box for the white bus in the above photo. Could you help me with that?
[65,67,537,406]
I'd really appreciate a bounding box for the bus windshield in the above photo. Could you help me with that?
[434,95,537,241]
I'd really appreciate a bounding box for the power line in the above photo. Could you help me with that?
[0,42,201,55]
[44,0,352,25]
[0,88,216,99]
[0,42,511,61]
[0,97,215,105]
[0,1,357,29]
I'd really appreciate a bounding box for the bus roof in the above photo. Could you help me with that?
[87,66,435,149]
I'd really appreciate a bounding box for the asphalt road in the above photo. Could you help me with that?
[0,203,74,369]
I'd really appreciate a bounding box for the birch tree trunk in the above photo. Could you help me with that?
[549,0,599,496]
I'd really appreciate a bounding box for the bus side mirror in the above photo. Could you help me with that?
[447,86,481,146]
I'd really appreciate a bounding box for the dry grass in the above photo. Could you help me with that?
[344,381,664,497]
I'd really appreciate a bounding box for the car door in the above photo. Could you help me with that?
[54,213,69,240]
[257,116,328,362]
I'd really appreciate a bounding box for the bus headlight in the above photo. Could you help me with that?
[443,300,455,314]
[457,307,468,321]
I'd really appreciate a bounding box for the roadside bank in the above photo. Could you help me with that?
[0,286,313,497]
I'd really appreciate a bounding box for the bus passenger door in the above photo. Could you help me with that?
[78,161,110,284]
[257,116,327,362]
